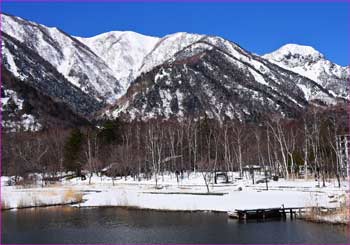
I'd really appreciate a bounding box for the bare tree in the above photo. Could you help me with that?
[268,120,289,179]
[231,122,249,178]
[146,121,164,188]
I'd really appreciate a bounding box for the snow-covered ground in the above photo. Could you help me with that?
[2,172,348,215]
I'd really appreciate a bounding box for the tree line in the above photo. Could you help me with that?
[2,105,348,187]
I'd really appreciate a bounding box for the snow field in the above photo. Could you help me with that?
[2,173,348,213]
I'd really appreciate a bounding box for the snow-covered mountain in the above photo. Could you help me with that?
[104,36,338,122]
[2,13,205,103]
[263,44,349,100]
[2,32,103,117]
[76,31,205,96]
[1,13,121,102]
[76,31,159,96]
[2,13,347,126]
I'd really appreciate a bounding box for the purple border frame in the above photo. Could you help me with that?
[1,0,350,2]
[0,0,349,245]
[347,0,350,241]
[0,0,3,244]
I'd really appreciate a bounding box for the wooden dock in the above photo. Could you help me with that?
[229,206,307,220]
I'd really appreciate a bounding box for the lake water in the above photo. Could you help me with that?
[2,207,349,244]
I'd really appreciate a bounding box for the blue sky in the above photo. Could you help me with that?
[2,2,349,65]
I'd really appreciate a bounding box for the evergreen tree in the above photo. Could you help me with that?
[99,119,123,145]
[63,128,84,176]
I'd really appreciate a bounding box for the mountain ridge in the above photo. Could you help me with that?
[103,36,342,122]
[1,12,348,127]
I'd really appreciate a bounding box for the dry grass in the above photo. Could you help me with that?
[302,205,349,225]
[2,189,84,210]
[301,193,350,225]
[1,201,10,210]
[334,205,350,221]
[64,189,83,203]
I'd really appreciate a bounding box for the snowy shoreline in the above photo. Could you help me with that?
[2,173,349,226]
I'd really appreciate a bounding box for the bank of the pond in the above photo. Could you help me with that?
[2,173,348,226]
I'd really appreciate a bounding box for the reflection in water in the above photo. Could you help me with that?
[2,207,349,244]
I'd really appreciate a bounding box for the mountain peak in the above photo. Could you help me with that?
[79,30,159,41]
[263,43,324,63]
[263,44,348,100]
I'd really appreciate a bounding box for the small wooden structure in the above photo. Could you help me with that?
[214,172,229,184]
[229,207,306,221]
[242,165,262,175]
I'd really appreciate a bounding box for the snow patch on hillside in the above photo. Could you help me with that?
[1,88,42,132]
[140,32,204,75]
